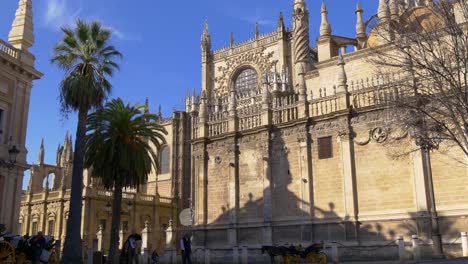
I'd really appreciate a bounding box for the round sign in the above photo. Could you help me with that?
[179,208,193,226]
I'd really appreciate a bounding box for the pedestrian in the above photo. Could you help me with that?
[125,228,142,264]
[29,231,45,264]
[151,249,159,264]
[180,234,192,264]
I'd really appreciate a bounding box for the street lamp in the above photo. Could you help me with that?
[0,145,20,169]
[105,201,112,213]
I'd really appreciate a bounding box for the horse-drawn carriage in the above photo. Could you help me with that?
[262,243,327,264]
[0,226,58,264]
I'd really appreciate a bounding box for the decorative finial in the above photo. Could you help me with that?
[355,2,366,38]
[8,0,34,50]
[38,138,45,165]
[255,22,260,39]
[144,97,149,114]
[201,19,211,51]
[230,32,235,47]
[389,0,399,21]
[278,12,285,32]
[336,55,348,93]
[320,2,332,38]
[158,104,163,118]
[378,0,390,22]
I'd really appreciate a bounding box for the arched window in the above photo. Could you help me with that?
[159,146,170,174]
[234,68,258,96]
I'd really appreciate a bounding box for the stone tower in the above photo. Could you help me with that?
[292,0,311,82]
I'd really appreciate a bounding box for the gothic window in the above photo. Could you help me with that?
[122,221,129,232]
[47,220,55,236]
[99,219,107,231]
[234,68,258,96]
[159,146,170,174]
[318,136,333,159]
[31,221,38,235]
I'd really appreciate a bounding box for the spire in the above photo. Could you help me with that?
[278,12,285,33]
[61,132,69,166]
[255,22,260,39]
[378,0,390,22]
[56,144,62,166]
[230,32,235,47]
[67,134,73,162]
[144,97,149,114]
[38,138,45,165]
[201,19,211,51]
[8,0,34,50]
[389,0,400,21]
[355,2,366,38]
[320,2,332,39]
[336,55,348,93]
[158,104,163,119]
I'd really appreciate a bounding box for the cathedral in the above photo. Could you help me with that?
[18,0,468,262]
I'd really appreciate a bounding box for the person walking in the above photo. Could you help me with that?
[125,228,142,264]
[180,234,192,264]
[29,231,46,264]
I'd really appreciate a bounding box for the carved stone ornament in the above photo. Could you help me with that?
[214,47,275,96]
[214,156,222,164]
[354,127,389,145]
[371,127,388,143]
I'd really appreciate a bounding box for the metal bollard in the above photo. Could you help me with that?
[205,248,211,264]
[242,246,248,264]
[462,232,468,257]
[412,235,420,261]
[233,246,239,264]
[397,236,405,262]
[331,242,339,264]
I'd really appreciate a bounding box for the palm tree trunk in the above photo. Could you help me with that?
[108,180,123,264]
[61,108,87,264]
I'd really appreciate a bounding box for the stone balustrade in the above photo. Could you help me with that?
[212,31,279,61]
[189,72,416,138]
[309,95,341,117]
[0,39,19,59]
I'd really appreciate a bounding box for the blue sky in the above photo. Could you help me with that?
[0,0,378,188]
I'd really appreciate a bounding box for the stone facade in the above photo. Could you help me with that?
[0,0,42,233]
[19,131,175,255]
[172,0,468,262]
[13,0,468,262]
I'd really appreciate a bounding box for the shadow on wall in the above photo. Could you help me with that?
[196,129,460,261]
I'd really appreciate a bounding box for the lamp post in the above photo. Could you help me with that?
[0,145,20,170]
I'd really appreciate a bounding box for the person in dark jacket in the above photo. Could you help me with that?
[29,231,46,264]
[180,234,192,264]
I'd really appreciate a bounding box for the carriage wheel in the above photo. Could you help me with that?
[306,252,327,264]
[284,255,301,264]
[0,241,16,263]
[48,250,59,264]
[16,252,27,264]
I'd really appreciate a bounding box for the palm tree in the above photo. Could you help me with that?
[84,98,167,264]
[51,19,122,263]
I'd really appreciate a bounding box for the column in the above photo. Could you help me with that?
[411,147,443,257]
[227,142,238,246]
[337,122,359,240]
[298,135,311,217]
[142,222,150,253]
[97,225,104,252]
[261,141,273,245]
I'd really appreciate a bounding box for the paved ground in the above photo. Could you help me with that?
[343,258,468,264]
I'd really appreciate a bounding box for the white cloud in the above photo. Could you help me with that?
[44,0,81,30]
[106,27,143,42]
